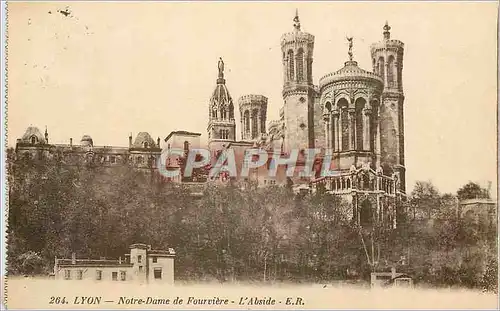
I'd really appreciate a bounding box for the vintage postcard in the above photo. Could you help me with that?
[2,1,499,309]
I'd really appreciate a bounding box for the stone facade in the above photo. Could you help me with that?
[15,14,407,228]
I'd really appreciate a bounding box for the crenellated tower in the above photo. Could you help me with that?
[238,94,268,141]
[207,58,236,150]
[281,10,315,153]
[370,22,406,192]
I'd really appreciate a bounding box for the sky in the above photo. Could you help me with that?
[6,1,498,195]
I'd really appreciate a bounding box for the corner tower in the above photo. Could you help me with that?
[281,10,315,153]
[370,22,406,192]
[238,95,268,141]
[207,58,236,149]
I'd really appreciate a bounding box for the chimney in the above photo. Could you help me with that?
[391,266,396,279]
[129,133,133,147]
[70,138,73,147]
[71,253,76,265]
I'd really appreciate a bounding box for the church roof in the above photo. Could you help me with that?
[21,126,46,144]
[132,132,157,148]
[319,60,383,89]
[210,83,233,107]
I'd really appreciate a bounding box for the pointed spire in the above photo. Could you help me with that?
[293,9,301,31]
[383,21,391,40]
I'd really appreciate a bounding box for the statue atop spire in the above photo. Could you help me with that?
[346,36,354,61]
[217,57,226,84]
[293,9,301,31]
[383,21,391,40]
[218,57,224,78]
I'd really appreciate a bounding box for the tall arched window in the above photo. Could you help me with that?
[287,50,294,81]
[387,55,395,87]
[212,109,217,119]
[378,57,385,80]
[251,109,259,138]
[296,48,304,81]
[30,136,37,144]
[220,104,227,119]
[355,98,366,150]
[244,110,250,133]
[184,141,189,152]
[359,199,373,227]
[228,103,234,119]
[337,98,349,151]
[260,109,266,133]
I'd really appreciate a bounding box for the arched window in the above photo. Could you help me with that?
[244,110,250,134]
[287,50,294,81]
[219,129,223,139]
[359,199,373,227]
[251,109,259,138]
[325,102,332,112]
[184,141,189,152]
[355,98,366,150]
[30,136,37,144]
[220,104,227,119]
[260,109,266,133]
[228,103,234,119]
[212,109,217,119]
[337,98,349,151]
[143,142,149,148]
[296,48,304,81]
[387,55,395,87]
[378,57,385,79]
[137,156,144,164]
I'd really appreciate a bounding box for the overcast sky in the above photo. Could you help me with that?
[7,1,498,195]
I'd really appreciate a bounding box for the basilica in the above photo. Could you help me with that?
[15,12,407,228]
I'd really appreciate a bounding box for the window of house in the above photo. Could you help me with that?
[137,156,143,164]
[138,255,142,263]
[96,270,102,280]
[31,136,37,144]
[110,156,116,164]
[120,271,126,281]
[139,266,143,272]
[76,270,83,280]
[112,272,118,281]
[152,257,157,263]
[64,270,71,280]
[154,268,162,279]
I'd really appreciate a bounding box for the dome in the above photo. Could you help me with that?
[21,126,46,144]
[132,132,156,149]
[319,60,383,89]
[80,135,93,147]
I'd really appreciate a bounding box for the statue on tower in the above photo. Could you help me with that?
[346,36,354,61]
[218,57,224,77]
[293,9,301,31]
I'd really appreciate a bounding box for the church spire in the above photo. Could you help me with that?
[293,9,301,31]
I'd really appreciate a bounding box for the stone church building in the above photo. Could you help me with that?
[15,13,407,228]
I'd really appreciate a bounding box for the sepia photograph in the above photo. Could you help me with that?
[2,1,499,309]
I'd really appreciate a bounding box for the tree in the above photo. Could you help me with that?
[409,181,440,219]
[457,182,490,201]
